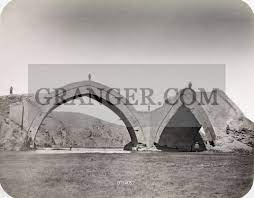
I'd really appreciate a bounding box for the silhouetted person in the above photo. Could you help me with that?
[69,143,72,151]
[88,73,92,81]
[10,86,13,95]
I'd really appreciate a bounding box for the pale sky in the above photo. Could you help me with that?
[0,0,254,124]
[0,3,254,198]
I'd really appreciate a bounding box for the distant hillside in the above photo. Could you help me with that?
[37,111,130,148]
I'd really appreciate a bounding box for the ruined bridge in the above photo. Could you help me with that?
[9,80,243,150]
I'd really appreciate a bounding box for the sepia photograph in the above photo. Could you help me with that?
[0,1,254,198]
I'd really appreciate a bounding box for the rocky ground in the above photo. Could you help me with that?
[36,111,130,148]
[0,115,30,151]
[210,121,254,153]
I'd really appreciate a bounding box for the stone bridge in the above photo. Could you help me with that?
[9,80,244,150]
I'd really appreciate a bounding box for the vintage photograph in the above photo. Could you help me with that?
[0,1,254,198]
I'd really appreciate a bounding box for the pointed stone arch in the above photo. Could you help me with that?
[28,80,144,148]
[154,89,216,144]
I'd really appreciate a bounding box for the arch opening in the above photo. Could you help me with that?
[34,93,138,149]
[155,105,207,152]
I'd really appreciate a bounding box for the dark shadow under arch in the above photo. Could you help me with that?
[155,105,206,152]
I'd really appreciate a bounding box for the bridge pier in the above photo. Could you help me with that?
[141,127,154,148]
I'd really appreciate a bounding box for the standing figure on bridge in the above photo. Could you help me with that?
[10,86,13,95]
[88,73,92,81]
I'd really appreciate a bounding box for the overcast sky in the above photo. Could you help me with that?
[0,0,253,123]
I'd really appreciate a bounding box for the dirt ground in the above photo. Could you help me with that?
[0,152,253,198]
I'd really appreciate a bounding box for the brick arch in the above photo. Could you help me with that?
[28,80,143,148]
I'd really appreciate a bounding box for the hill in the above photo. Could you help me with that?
[36,111,130,148]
